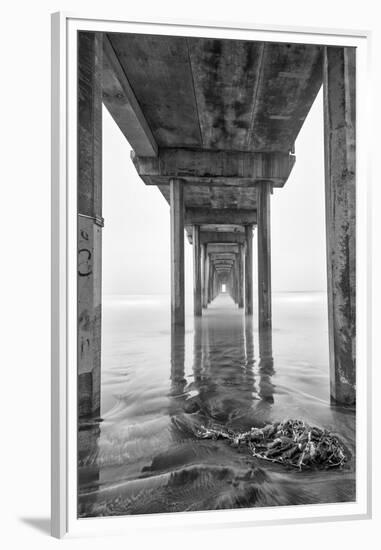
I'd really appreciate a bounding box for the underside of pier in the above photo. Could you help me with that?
[77,31,356,413]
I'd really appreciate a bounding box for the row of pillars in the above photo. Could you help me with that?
[223,244,244,308]
[172,181,272,350]
[172,181,272,360]
[77,32,356,418]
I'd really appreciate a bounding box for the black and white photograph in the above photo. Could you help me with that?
[77,29,357,518]
[2,0,380,546]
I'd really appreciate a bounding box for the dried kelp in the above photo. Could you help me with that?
[196,419,348,470]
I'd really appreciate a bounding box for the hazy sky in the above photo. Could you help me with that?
[102,88,326,296]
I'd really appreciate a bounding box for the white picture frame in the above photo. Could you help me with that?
[51,11,372,539]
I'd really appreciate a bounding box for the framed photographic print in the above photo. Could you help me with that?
[51,11,371,538]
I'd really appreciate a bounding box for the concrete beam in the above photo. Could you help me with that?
[200,225,245,233]
[102,36,158,157]
[207,244,239,254]
[170,179,185,326]
[213,261,235,268]
[323,46,356,405]
[211,263,235,270]
[213,266,234,271]
[186,227,246,244]
[132,148,295,187]
[200,232,246,245]
[78,31,103,418]
[185,208,257,225]
[210,251,236,259]
[213,263,234,270]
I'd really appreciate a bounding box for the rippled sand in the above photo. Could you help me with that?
[78,292,355,517]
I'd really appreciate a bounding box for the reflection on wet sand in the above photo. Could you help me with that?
[187,304,269,429]
[78,293,355,518]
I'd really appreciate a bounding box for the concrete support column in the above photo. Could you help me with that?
[245,225,253,315]
[232,260,237,304]
[170,327,186,398]
[203,252,210,308]
[208,263,212,304]
[78,32,103,419]
[233,256,237,305]
[323,47,356,405]
[200,243,205,309]
[193,225,202,316]
[208,265,212,303]
[211,265,216,302]
[231,263,236,303]
[170,178,185,327]
[235,255,241,306]
[257,183,272,354]
[238,245,244,308]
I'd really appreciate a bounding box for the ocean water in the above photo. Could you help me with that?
[78,292,355,517]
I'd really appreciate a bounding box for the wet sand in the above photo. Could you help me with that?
[78,292,355,517]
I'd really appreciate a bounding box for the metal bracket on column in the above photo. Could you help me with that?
[78,213,105,228]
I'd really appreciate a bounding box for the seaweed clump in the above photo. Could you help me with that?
[196,419,348,471]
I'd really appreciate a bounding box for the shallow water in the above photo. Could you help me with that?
[78,292,355,517]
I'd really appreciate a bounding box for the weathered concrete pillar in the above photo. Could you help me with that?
[235,255,241,306]
[77,422,100,514]
[238,245,244,308]
[170,327,186,397]
[208,263,212,304]
[203,252,210,308]
[257,183,272,354]
[193,318,203,384]
[193,225,202,316]
[323,47,356,405]
[232,259,236,303]
[245,225,253,315]
[170,178,185,327]
[200,243,205,309]
[259,354,275,404]
[231,262,236,303]
[78,32,103,418]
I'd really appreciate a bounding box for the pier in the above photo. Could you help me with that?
[77,32,356,416]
